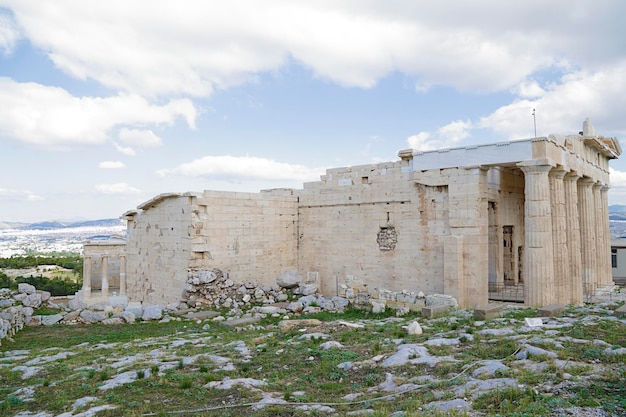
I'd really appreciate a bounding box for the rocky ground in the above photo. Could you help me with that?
[1,296,625,416]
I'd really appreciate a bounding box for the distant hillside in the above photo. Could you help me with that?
[609,204,626,214]
[0,218,124,231]
[0,221,28,230]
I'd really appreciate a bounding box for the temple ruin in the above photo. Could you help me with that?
[79,120,621,309]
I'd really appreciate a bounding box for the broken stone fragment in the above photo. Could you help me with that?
[276,270,303,289]
[278,318,322,333]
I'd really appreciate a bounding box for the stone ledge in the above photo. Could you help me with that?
[538,304,565,317]
[422,305,450,319]
[473,304,503,320]
[614,304,626,317]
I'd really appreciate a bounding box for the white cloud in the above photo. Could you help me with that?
[0,78,197,149]
[0,12,20,55]
[479,63,626,139]
[118,128,163,148]
[155,155,326,182]
[407,120,472,151]
[609,168,626,188]
[0,187,44,201]
[99,161,125,169]
[113,142,136,156]
[513,80,545,99]
[4,1,625,97]
[95,183,141,195]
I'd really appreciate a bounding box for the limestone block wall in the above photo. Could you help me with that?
[298,161,449,296]
[125,195,194,305]
[190,190,298,286]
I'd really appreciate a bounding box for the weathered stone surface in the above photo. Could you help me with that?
[25,315,42,326]
[422,304,449,318]
[426,294,458,308]
[406,321,423,335]
[102,317,124,325]
[278,319,322,333]
[0,299,14,308]
[41,314,64,326]
[538,304,565,317]
[297,283,318,296]
[142,305,164,321]
[219,316,261,328]
[67,298,87,310]
[80,310,107,324]
[331,296,350,311]
[371,300,386,313]
[62,309,81,322]
[615,304,626,317]
[18,283,36,295]
[115,311,136,323]
[22,293,43,308]
[37,290,51,302]
[474,304,503,320]
[287,301,304,313]
[276,270,302,289]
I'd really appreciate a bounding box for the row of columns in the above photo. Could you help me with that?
[82,254,127,298]
[520,160,612,306]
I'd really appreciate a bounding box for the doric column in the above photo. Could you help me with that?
[564,172,583,304]
[119,254,127,296]
[83,255,92,297]
[519,161,555,306]
[598,184,612,287]
[101,255,109,297]
[578,178,597,295]
[550,168,569,304]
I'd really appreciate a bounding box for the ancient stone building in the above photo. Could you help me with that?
[83,120,621,308]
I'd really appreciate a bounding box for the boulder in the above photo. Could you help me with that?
[115,311,136,324]
[278,319,322,334]
[0,299,14,308]
[198,270,219,284]
[102,318,124,325]
[25,315,42,326]
[18,283,36,295]
[36,290,51,302]
[22,293,43,308]
[80,310,107,324]
[298,284,318,296]
[331,297,350,311]
[142,305,164,321]
[62,310,81,323]
[276,270,303,289]
[41,314,64,326]
[125,302,143,318]
[287,301,304,313]
[406,321,423,335]
[316,296,335,311]
[371,300,386,313]
[67,298,87,311]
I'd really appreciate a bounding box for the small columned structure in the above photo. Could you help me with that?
[78,236,127,305]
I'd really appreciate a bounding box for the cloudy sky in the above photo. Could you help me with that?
[1,1,626,222]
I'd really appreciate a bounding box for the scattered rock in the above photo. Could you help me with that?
[276,270,303,289]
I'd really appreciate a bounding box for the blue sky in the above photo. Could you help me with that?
[1,1,626,222]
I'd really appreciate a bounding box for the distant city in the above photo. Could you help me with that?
[1,212,626,258]
[0,219,126,257]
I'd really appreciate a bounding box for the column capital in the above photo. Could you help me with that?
[549,168,568,179]
[518,159,555,174]
[564,171,581,181]
[579,177,596,186]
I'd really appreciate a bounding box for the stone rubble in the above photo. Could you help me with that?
[1,269,460,345]
[1,299,625,416]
